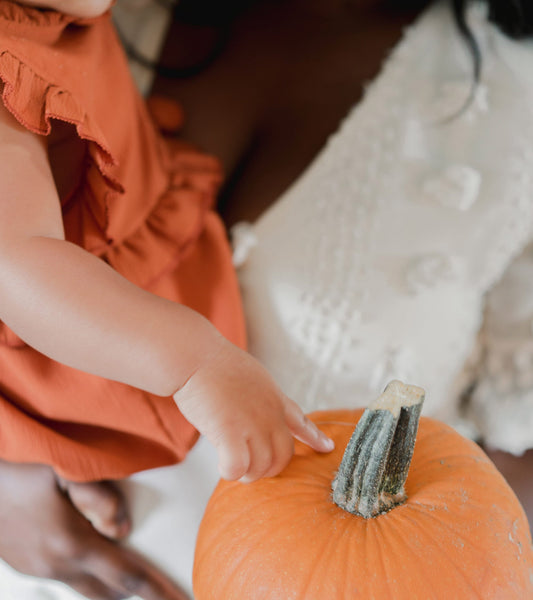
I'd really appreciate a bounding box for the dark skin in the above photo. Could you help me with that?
[0,460,189,600]
[155,0,426,225]
[0,1,531,598]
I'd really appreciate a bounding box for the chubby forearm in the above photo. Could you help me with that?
[0,236,223,396]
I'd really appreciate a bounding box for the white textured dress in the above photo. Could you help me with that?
[2,2,533,599]
[235,0,533,455]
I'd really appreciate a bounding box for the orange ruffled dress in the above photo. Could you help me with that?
[0,2,246,481]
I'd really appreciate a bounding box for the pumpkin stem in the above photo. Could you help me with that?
[332,380,425,518]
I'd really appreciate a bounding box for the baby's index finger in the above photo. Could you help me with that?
[288,411,335,453]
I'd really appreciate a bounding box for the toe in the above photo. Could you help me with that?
[57,478,131,540]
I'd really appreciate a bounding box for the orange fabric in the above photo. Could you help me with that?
[147,94,185,133]
[0,2,246,481]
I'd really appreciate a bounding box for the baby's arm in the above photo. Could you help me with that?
[0,102,333,481]
[0,102,216,396]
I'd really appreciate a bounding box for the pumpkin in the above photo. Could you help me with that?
[193,381,533,599]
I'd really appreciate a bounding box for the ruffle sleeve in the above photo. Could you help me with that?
[0,49,122,192]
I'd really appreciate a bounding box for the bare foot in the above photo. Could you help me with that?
[56,476,132,540]
[0,460,189,599]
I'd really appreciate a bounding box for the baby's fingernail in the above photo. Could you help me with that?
[315,432,334,451]
[323,437,335,451]
[311,424,334,449]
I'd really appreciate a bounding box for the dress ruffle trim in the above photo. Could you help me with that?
[0,47,125,348]
[0,50,123,193]
[106,143,223,289]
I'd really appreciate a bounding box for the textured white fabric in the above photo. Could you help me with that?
[469,242,533,454]
[236,1,533,451]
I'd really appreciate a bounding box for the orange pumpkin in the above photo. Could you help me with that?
[194,381,533,599]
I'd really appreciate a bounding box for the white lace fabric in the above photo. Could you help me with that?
[235,1,533,454]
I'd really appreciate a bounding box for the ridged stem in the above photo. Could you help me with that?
[332,381,425,518]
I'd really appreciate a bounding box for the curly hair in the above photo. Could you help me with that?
[485,0,533,37]
[453,0,533,83]
[121,1,533,79]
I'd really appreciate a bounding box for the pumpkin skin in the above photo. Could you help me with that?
[193,409,533,600]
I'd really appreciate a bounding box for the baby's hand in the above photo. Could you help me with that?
[173,342,334,482]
